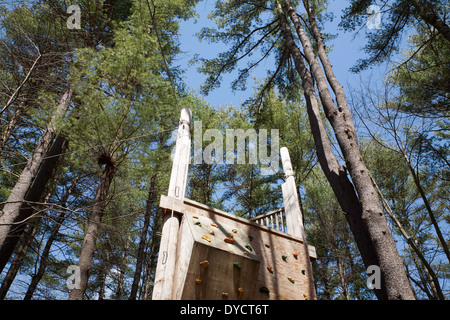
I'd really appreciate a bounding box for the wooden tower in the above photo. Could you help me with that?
[152,108,316,300]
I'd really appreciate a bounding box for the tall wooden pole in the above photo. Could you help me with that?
[280,147,306,241]
[281,147,316,298]
[152,108,191,300]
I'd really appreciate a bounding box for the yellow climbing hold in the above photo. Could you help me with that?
[287,276,295,284]
[303,293,308,300]
[195,279,202,284]
[200,260,209,268]
[202,235,211,242]
[209,230,215,235]
[193,215,199,219]
[237,288,243,300]
[232,229,237,233]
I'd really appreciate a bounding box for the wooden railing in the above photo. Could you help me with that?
[250,208,287,233]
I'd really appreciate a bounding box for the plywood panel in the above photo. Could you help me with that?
[177,212,260,300]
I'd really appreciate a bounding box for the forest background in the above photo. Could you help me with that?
[0,0,448,300]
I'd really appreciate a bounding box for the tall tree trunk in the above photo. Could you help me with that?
[409,0,450,42]
[401,150,450,263]
[129,173,157,300]
[0,103,23,152]
[0,134,69,273]
[68,160,116,300]
[369,172,445,299]
[115,237,129,300]
[0,223,38,299]
[336,257,349,300]
[98,266,108,300]
[277,1,415,299]
[0,87,72,273]
[23,175,79,300]
[142,208,162,300]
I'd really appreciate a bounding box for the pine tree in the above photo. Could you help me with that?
[196,0,415,299]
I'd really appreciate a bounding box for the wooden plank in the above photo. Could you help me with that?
[159,195,317,260]
[184,212,260,262]
[181,243,260,300]
[176,212,260,300]
[250,208,284,221]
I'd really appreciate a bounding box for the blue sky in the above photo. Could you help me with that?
[177,0,386,108]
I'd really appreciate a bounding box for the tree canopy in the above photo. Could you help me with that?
[0,0,448,300]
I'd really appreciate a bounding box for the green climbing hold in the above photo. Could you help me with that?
[245,243,253,251]
[233,262,241,269]
[194,221,202,227]
[248,235,253,241]
[282,255,287,261]
[259,287,270,294]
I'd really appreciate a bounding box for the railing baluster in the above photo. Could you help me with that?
[250,208,286,233]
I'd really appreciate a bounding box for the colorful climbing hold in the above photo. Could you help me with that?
[224,237,234,244]
[260,287,270,294]
[303,293,308,300]
[266,266,274,273]
[221,292,228,298]
[265,243,270,248]
[237,288,243,300]
[287,276,295,284]
[233,262,241,269]
[195,279,202,284]
[245,243,253,251]
[232,229,237,233]
[202,235,211,242]
[209,230,215,235]
[259,287,270,294]
[301,269,306,275]
[194,221,202,227]
[200,260,209,268]
[210,222,218,228]
[193,215,199,219]
[282,255,287,261]
[293,252,298,259]
[248,235,253,241]
[227,232,234,238]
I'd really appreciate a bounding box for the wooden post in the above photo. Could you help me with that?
[280,147,306,241]
[167,107,192,200]
[152,108,191,300]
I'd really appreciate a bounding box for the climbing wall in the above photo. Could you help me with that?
[173,212,260,300]
[171,208,316,300]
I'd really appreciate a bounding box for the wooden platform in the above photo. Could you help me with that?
[152,108,317,300]
[160,195,317,300]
